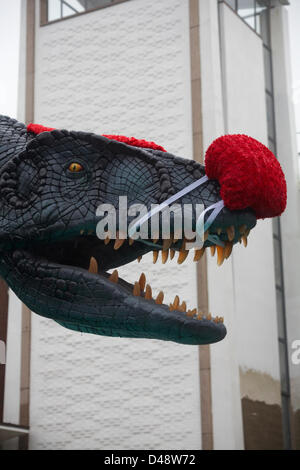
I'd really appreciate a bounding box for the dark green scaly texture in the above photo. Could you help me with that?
[0,115,257,345]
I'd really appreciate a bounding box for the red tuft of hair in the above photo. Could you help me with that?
[27,123,55,134]
[27,123,166,152]
[205,134,287,219]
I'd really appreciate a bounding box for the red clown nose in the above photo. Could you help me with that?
[205,134,287,219]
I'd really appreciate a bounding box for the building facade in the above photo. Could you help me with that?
[0,0,299,450]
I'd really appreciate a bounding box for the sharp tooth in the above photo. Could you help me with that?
[170,249,175,260]
[114,232,126,250]
[145,284,152,300]
[139,273,146,291]
[109,269,118,283]
[137,256,142,263]
[217,228,222,235]
[155,291,164,304]
[242,235,248,247]
[239,224,247,235]
[194,248,205,262]
[162,250,169,264]
[129,238,134,246]
[173,295,180,309]
[226,225,235,241]
[163,238,172,250]
[177,250,189,264]
[224,241,233,259]
[133,282,141,296]
[186,308,197,317]
[88,256,98,274]
[153,251,158,264]
[210,245,216,257]
[179,301,187,312]
[217,245,225,266]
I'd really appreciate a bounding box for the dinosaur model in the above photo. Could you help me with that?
[0,115,287,345]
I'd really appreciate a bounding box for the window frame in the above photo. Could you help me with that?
[40,0,129,26]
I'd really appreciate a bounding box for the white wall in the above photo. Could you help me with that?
[29,0,201,450]
[271,5,300,419]
[200,1,282,449]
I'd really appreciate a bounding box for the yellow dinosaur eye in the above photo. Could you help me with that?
[68,162,83,172]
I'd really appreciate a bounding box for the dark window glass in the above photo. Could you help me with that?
[266,93,276,141]
[276,288,286,341]
[273,217,280,239]
[273,237,283,287]
[268,138,276,155]
[279,340,290,395]
[264,46,272,92]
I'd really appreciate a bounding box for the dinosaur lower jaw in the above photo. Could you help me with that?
[0,215,254,345]
[0,217,255,345]
[0,246,227,345]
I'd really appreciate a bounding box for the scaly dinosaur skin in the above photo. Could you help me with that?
[0,115,258,345]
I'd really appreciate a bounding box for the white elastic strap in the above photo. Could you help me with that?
[128,175,208,238]
[128,175,225,247]
[196,200,225,246]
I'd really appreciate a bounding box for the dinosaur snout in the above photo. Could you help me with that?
[205,134,287,219]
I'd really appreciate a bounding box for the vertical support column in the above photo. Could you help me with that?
[40,0,48,26]
[189,0,214,450]
[19,0,36,450]
[0,280,9,423]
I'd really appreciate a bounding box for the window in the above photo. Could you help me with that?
[41,0,128,25]
[221,0,268,36]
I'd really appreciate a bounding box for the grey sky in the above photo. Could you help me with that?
[0,0,299,145]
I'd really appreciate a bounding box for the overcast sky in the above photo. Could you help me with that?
[0,0,299,145]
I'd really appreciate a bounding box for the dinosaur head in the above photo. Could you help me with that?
[0,115,287,345]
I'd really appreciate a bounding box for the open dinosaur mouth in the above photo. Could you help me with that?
[28,221,252,329]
